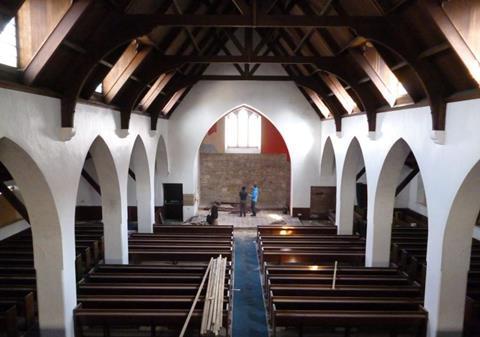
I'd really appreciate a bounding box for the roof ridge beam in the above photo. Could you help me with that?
[124,13,386,28]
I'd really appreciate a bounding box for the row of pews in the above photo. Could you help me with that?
[390,211,480,335]
[0,221,103,337]
[74,224,234,337]
[129,225,233,264]
[258,224,428,337]
[257,225,365,266]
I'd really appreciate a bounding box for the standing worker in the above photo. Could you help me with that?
[239,186,248,217]
[250,184,259,216]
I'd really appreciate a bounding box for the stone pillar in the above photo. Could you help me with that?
[0,138,77,336]
[335,138,364,235]
[365,140,410,267]
[424,227,470,337]
[33,230,77,337]
[335,173,355,235]
[90,139,128,264]
[132,141,154,233]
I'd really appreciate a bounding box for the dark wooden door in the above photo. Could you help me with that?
[163,184,183,221]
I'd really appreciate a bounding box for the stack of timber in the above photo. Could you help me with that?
[200,256,228,336]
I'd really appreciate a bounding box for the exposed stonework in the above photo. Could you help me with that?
[199,153,290,209]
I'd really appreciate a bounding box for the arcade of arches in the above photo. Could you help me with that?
[2,2,480,337]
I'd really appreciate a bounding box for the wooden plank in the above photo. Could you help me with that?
[23,0,93,85]
[103,41,152,104]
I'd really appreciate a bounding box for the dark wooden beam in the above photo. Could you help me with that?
[231,0,250,15]
[0,182,29,223]
[129,169,136,181]
[199,75,292,80]
[126,13,386,28]
[291,1,380,131]
[395,167,419,196]
[130,54,339,64]
[356,167,366,181]
[81,169,101,195]
[23,0,94,86]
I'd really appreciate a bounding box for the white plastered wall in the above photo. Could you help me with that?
[165,79,322,219]
[0,87,168,336]
[320,99,480,337]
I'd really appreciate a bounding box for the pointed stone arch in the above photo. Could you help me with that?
[336,137,367,235]
[154,135,169,210]
[320,136,336,180]
[366,138,426,267]
[79,136,127,264]
[129,135,154,233]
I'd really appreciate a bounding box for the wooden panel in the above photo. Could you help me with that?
[352,45,408,107]
[321,73,358,113]
[103,40,152,103]
[443,0,480,59]
[17,0,71,68]
[139,72,174,111]
[427,1,480,84]
[162,88,186,114]
[0,195,21,228]
[310,186,336,217]
[304,87,331,118]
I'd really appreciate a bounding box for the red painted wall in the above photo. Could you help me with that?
[261,118,290,161]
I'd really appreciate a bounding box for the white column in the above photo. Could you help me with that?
[135,172,154,233]
[365,141,410,267]
[33,227,77,337]
[424,189,477,337]
[133,146,154,233]
[102,196,128,264]
[91,140,128,264]
[365,184,394,267]
[0,139,77,336]
[424,229,470,337]
[335,172,355,235]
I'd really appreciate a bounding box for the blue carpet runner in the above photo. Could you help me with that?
[232,228,269,337]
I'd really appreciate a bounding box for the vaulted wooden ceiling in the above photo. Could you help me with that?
[0,0,478,132]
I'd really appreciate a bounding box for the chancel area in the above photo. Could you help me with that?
[1,1,480,337]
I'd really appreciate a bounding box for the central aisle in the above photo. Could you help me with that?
[232,228,269,337]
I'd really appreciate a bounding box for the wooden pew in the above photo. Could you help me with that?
[0,303,18,337]
[0,289,35,329]
[74,305,228,337]
[153,225,233,235]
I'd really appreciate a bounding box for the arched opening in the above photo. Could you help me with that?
[197,104,291,221]
[75,136,127,264]
[154,135,169,223]
[0,137,75,336]
[428,161,480,337]
[336,137,368,236]
[366,138,427,268]
[127,136,153,233]
[314,137,337,221]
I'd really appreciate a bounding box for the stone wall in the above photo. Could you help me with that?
[199,153,290,208]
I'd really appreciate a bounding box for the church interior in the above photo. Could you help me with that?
[1,1,480,337]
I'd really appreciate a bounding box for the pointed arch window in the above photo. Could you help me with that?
[225,107,261,153]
